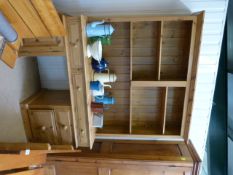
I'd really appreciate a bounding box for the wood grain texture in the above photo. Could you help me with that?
[1,43,17,68]
[0,154,46,171]
[80,15,96,148]
[183,12,205,140]
[19,37,65,56]
[131,81,187,87]
[99,22,130,134]
[62,16,79,148]
[31,0,65,36]
[6,168,45,175]
[8,0,50,37]
[160,21,192,80]
[132,21,159,81]
[0,0,34,38]
[0,143,51,151]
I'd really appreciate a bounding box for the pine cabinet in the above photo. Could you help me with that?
[21,90,74,145]
[64,12,204,148]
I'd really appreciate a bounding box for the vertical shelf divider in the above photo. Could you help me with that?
[161,87,168,134]
[157,21,163,80]
[129,21,133,134]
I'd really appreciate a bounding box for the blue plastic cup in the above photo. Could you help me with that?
[95,96,115,105]
[90,81,102,90]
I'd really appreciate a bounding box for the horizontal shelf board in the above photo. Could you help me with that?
[96,133,183,141]
[131,81,187,87]
[89,16,196,22]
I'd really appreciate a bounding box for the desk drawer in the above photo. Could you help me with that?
[29,110,57,144]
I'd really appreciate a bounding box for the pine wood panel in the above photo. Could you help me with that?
[161,21,192,80]
[55,109,73,144]
[19,37,65,56]
[165,87,185,135]
[99,22,131,134]
[0,0,34,38]
[29,110,58,144]
[31,0,65,36]
[131,87,164,135]
[1,43,17,68]
[132,21,160,80]
[8,0,50,37]
[0,154,46,171]
[6,168,45,175]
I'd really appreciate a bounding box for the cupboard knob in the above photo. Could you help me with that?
[40,126,47,131]
[80,129,85,135]
[62,125,68,131]
[76,86,81,91]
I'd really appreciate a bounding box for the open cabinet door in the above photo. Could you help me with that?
[0,0,65,68]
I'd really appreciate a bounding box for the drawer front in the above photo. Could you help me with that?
[29,110,57,144]
[55,109,73,144]
[67,18,83,69]
[73,74,89,147]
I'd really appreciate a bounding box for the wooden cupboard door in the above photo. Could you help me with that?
[72,74,89,147]
[55,109,73,144]
[29,110,57,144]
[55,164,98,175]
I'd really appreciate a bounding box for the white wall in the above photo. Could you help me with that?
[52,0,229,160]
[0,57,40,142]
[53,0,190,16]
[37,56,69,90]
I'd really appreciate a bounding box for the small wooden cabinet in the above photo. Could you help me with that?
[21,90,74,145]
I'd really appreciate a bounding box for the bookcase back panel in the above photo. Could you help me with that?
[98,22,131,134]
[131,87,163,135]
[161,21,192,80]
[132,21,161,81]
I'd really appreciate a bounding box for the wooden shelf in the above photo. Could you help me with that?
[82,13,203,144]
[131,81,187,87]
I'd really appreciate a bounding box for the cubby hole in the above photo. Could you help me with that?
[165,87,185,135]
[131,87,164,135]
[132,21,161,81]
[160,21,192,80]
[97,22,130,134]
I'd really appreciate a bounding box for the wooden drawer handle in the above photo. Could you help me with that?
[80,129,85,135]
[61,125,68,131]
[40,126,47,131]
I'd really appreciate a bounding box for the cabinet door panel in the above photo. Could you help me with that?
[111,169,162,175]
[29,110,57,143]
[55,109,73,144]
[56,164,97,175]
